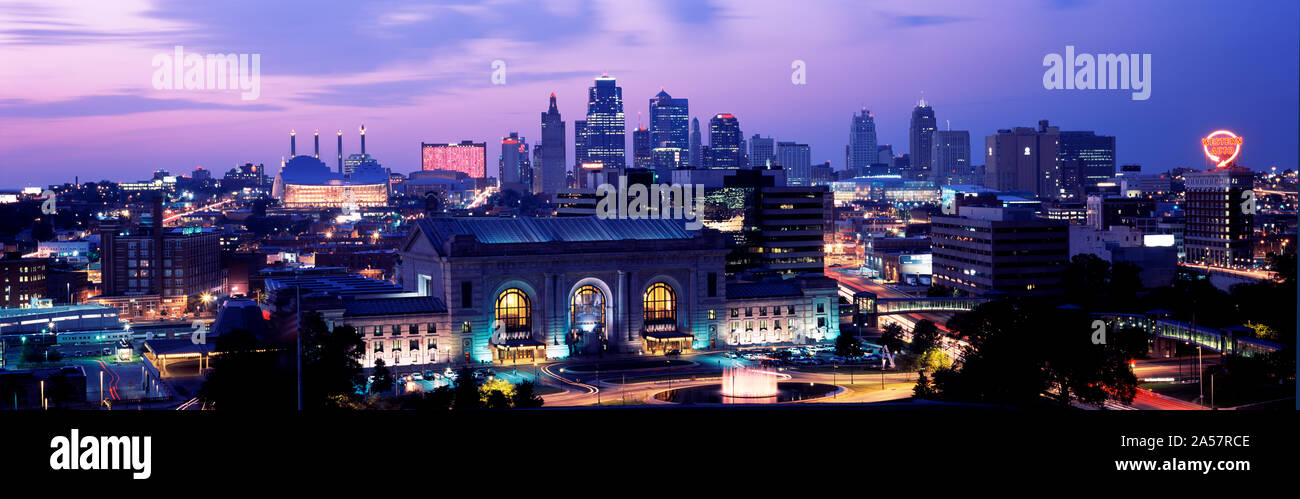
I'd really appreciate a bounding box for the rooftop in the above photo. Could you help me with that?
[419,216,696,246]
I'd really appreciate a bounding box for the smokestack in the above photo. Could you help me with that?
[290,129,296,156]
[360,123,366,155]
[313,129,320,159]
[337,130,344,173]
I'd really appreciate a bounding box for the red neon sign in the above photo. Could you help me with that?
[1201,130,1243,167]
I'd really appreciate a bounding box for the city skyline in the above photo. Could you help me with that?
[0,0,1297,187]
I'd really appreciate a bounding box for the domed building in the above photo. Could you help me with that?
[273,155,388,209]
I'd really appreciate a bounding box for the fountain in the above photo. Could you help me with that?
[720,365,779,399]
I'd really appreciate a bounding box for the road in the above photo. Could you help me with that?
[537,351,919,407]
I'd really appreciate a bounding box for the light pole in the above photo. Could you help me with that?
[1197,345,1203,405]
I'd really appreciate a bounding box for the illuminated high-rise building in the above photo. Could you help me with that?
[573,120,588,169]
[776,141,811,185]
[537,93,566,195]
[632,126,652,170]
[931,130,971,186]
[689,117,702,168]
[848,108,878,172]
[750,135,775,168]
[649,89,689,175]
[1185,166,1255,268]
[582,74,625,169]
[708,113,742,169]
[909,99,937,180]
[421,141,488,178]
[1059,130,1116,186]
[499,132,530,191]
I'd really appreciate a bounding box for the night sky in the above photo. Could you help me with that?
[0,0,1296,186]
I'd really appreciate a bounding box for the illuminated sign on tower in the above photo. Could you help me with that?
[1201,130,1243,167]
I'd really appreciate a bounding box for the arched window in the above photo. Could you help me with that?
[643,282,677,323]
[571,285,605,330]
[495,288,531,332]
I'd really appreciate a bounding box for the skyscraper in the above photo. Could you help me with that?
[848,108,878,172]
[573,120,589,169]
[985,120,1060,199]
[708,113,742,169]
[538,93,566,195]
[632,126,652,170]
[689,117,702,168]
[1058,130,1117,186]
[749,134,775,168]
[776,141,812,185]
[909,99,937,180]
[931,130,971,186]
[583,74,626,170]
[649,89,689,174]
[499,132,529,190]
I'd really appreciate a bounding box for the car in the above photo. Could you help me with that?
[665,349,681,356]
[423,370,437,379]
[411,373,424,381]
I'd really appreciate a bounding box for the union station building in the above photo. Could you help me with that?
[397,216,840,365]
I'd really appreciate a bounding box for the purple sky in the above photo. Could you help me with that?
[0,0,1296,187]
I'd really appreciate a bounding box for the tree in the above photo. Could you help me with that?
[925,285,953,298]
[370,359,393,394]
[199,328,295,410]
[512,381,544,408]
[835,332,864,358]
[453,367,483,409]
[913,371,937,399]
[479,377,516,405]
[940,299,1137,407]
[879,323,906,355]
[908,320,940,356]
[22,343,43,363]
[300,312,365,410]
[483,389,511,409]
[915,347,951,373]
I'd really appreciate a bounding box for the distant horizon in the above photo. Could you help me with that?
[1,0,1296,187]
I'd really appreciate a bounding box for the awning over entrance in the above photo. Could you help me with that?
[642,324,692,354]
[492,338,546,364]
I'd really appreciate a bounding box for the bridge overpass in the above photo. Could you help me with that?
[839,284,986,328]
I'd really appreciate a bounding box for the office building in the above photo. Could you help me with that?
[848,108,878,172]
[1059,130,1116,186]
[776,141,812,186]
[499,132,530,192]
[931,130,971,186]
[1184,166,1255,268]
[649,89,690,173]
[932,206,1069,296]
[582,75,626,169]
[709,113,743,169]
[537,93,567,196]
[909,99,937,180]
[750,135,775,169]
[985,120,1061,199]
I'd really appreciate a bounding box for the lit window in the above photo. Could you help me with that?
[643,282,677,323]
[495,288,531,332]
